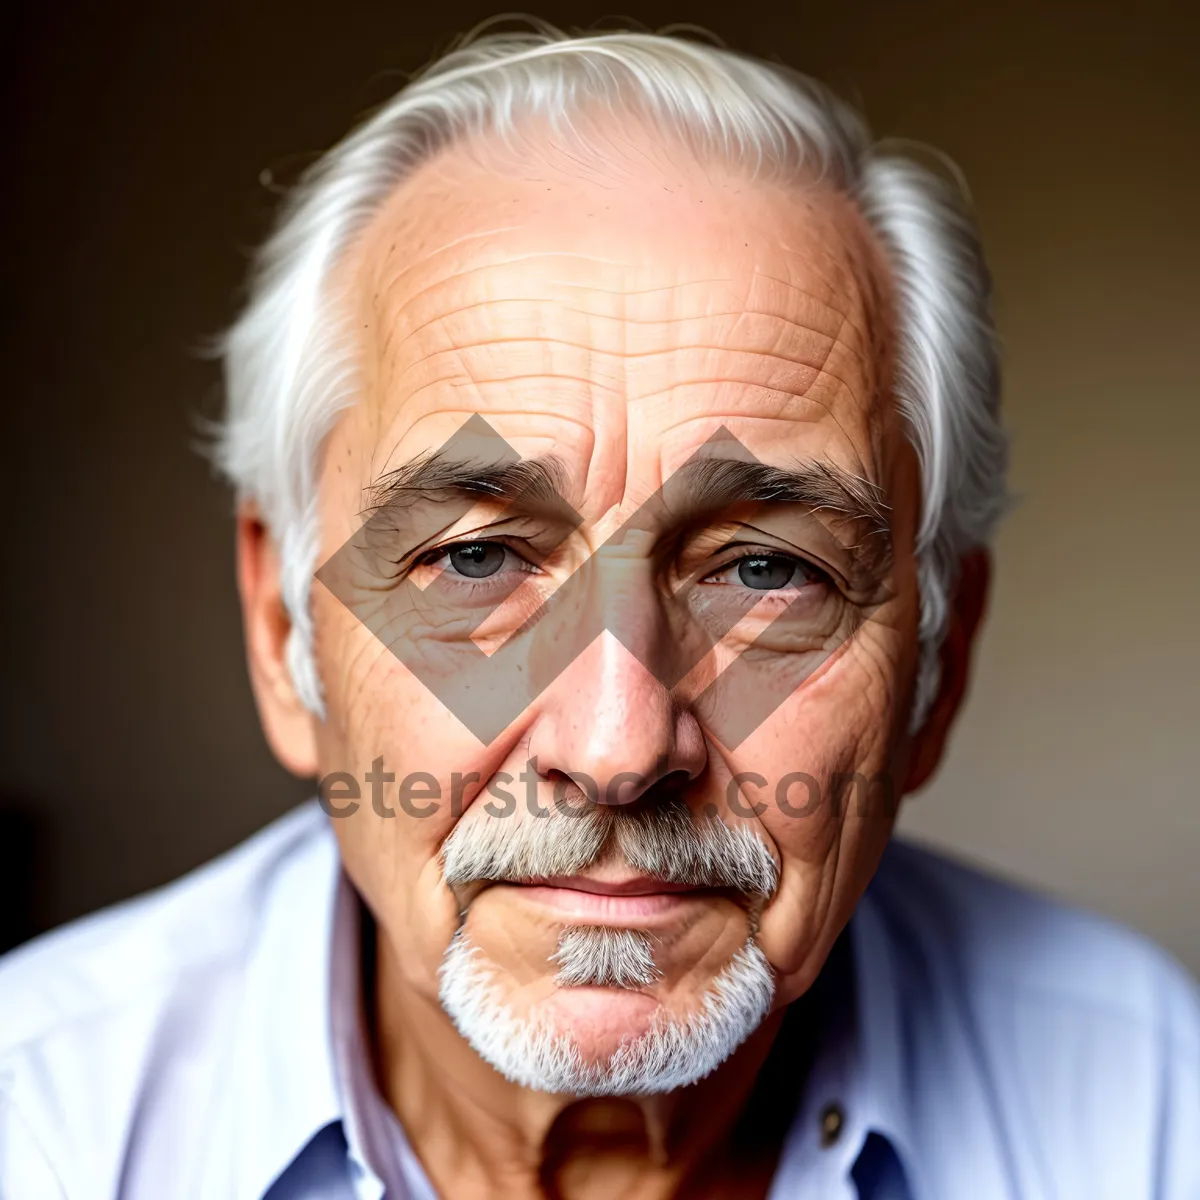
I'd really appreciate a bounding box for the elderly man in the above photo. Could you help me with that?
[1,24,1197,1200]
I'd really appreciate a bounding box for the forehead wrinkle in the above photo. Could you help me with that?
[363,371,877,523]
[387,338,868,392]
[379,321,872,435]
[381,222,528,282]
[386,285,866,364]
[553,304,825,326]
[368,361,871,475]
[626,367,868,429]
[338,148,894,515]
[382,273,870,380]
[393,406,602,441]
[551,276,735,297]
[591,241,873,335]
[386,297,587,361]
[376,263,744,357]
[397,370,621,408]
[357,254,618,389]
[774,237,876,302]
[606,273,873,360]
[373,249,654,317]
[366,253,592,368]
[362,197,876,305]
[512,303,873,378]
[388,261,873,357]
[367,259,757,412]
[746,271,871,364]
[346,128,890,320]
[385,275,874,385]
[358,226,881,384]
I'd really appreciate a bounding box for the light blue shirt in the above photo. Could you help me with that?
[1,802,1197,1199]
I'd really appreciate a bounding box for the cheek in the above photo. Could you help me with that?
[313,596,533,996]
[728,626,906,996]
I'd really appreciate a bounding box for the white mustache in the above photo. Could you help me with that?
[440,790,778,899]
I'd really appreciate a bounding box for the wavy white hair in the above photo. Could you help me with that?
[214,21,1008,727]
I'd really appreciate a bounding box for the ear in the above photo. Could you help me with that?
[902,549,991,794]
[235,502,319,778]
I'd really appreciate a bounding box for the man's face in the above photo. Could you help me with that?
[309,133,923,1082]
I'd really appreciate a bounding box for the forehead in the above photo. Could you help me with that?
[331,134,898,513]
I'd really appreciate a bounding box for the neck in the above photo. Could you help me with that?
[367,921,827,1200]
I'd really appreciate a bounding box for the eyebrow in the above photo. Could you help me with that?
[362,448,893,579]
[363,452,573,518]
[665,456,893,577]
[672,456,890,533]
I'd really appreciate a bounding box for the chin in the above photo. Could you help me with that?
[438,929,776,1096]
[538,985,668,1060]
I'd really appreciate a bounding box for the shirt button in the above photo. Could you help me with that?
[819,1102,845,1148]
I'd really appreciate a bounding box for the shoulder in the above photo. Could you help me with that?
[0,802,336,1198]
[0,802,331,1053]
[872,837,1200,1036]
[862,838,1200,1197]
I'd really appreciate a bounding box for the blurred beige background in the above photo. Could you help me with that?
[3,0,1196,971]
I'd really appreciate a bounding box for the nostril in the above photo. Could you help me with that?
[541,767,600,810]
[649,767,693,797]
[599,767,694,809]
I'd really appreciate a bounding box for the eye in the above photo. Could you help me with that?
[737,555,797,590]
[704,553,824,592]
[409,538,540,591]
[445,541,508,579]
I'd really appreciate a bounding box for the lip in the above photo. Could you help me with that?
[517,874,702,896]
[496,875,724,923]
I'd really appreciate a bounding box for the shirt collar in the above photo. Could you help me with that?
[231,809,434,1200]
[849,841,1022,1199]
[240,813,924,1199]
[850,873,927,1198]
[225,807,345,1200]
[328,871,438,1200]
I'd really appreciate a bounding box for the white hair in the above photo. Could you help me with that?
[215,21,1007,726]
[441,789,779,898]
[439,929,775,1095]
[551,925,660,988]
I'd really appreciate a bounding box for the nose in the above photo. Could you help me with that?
[527,630,707,807]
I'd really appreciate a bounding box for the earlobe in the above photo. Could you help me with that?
[903,550,992,794]
[235,503,319,779]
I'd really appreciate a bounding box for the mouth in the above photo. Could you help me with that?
[498,874,728,922]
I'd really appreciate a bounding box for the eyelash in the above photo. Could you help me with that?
[701,553,821,589]
[413,539,829,591]
[413,539,537,573]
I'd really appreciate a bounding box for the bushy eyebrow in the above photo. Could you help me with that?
[673,457,891,540]
[660,456,894,585]
[362,447,893,580]
[363,452,573,517]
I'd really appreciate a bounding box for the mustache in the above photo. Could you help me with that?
[440,790,778,899]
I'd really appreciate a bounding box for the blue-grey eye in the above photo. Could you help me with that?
[448,542,506,578]
[737,555,797,590]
